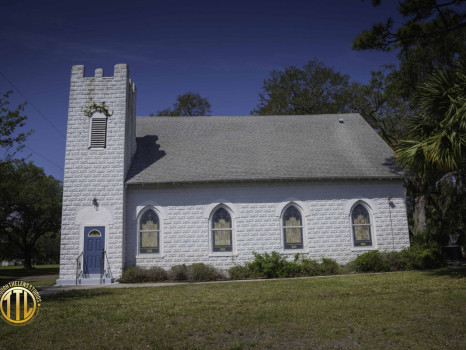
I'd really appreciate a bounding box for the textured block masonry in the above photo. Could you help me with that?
[126,181,410,271]
[58,64,410,284]
[58,65,136,284]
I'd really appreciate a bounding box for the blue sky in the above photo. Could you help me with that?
[0,0,401,181]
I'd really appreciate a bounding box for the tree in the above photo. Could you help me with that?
[155,92,212,116]
[251,60,359,115]
[251,60,412,149]
[396,63,466,230]
[353,0,466,97]
[0,161,62,270]
[351,67,414,147]
[353,1,466,234]
[0,90,32,161]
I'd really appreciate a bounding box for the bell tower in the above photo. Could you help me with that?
[57,64,136,285]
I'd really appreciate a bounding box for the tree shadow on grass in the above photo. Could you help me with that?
[0,266,59,278]
[41,288,118,303]
[425,267,466,279]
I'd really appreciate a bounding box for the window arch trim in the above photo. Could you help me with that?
[349,201,377,249]
[208,204,236,255]
[344,198,378,215]
[204,201,240,219]
[280,203,305,250]
[137,206,162,255]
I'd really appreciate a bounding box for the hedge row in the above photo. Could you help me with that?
[119,247,447,283]
[350,247,446,272]
[119,263,226,283]
[228,248,446,279]
[229,252,340,279]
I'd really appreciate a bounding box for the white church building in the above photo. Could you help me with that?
[57,64,410,285]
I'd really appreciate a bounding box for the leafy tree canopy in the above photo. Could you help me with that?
[0,160,62,269]
[0,90,32,161]
[396,63,466,231]
[251,60,412,149]
[350,66,413,147]
[397,62,466,175]
[155,92,212,116]
[251,60,359,116]
[353,0,466,96]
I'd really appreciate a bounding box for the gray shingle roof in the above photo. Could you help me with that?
[126,113,404,185]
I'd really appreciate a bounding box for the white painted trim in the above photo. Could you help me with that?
[344,198,379,215]
[135,201,167,220]
[275,199,310,217]
[203,200,240,219]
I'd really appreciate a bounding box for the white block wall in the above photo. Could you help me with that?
[58,65,136,284]
[125,181,410,271]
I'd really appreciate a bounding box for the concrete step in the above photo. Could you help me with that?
[77,274,115,285]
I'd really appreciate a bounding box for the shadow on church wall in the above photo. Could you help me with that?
[126,135,166,182]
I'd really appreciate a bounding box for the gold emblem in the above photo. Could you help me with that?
[0,281,41,326]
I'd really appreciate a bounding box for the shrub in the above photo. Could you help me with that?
[349,248,446,273]
[342,260,357,273]
[147,266,168,281]
[247,251,288,278]
[420,248,446,269]
[321,258,340,275]
[398,248,422,269]
[353,251,390,272]
[188,263,221,281]
[169,264,189,281]
[383,251,409,271]
[119,266,148,283]
[300,258,323,276]
[398,247,446,270]
[119,266,169,283]
[279,261,302,277]
[228,265,251,280]
[409,226,438,249]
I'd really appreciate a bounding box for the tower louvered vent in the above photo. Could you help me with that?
[90,118,107,148]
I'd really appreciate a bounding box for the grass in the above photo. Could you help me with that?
[0,264,59,277]
[0,269,465,349]
[0,264,59,287]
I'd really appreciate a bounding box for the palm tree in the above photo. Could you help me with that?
[397,63,466,230]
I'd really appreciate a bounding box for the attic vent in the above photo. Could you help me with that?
[90,117,107,148]
[338,118,344,123]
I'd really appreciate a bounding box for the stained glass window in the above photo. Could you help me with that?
[140,209,159,254]
[212,208,232,252]
[352,204,372,246]
[283,206,303,249]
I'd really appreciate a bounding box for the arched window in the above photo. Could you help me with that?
[351,204,372,247]
[283,205,303,249]
[212,207,232,252]
[89,112,107,148]
[139,209,160,254]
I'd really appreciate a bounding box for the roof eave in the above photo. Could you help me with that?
[125,175,407,187]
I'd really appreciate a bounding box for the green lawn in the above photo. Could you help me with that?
[0,264,59,287]
[0,269,464,349]
[0,264,59,277]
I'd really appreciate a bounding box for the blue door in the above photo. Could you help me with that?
[84,226,105,274]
